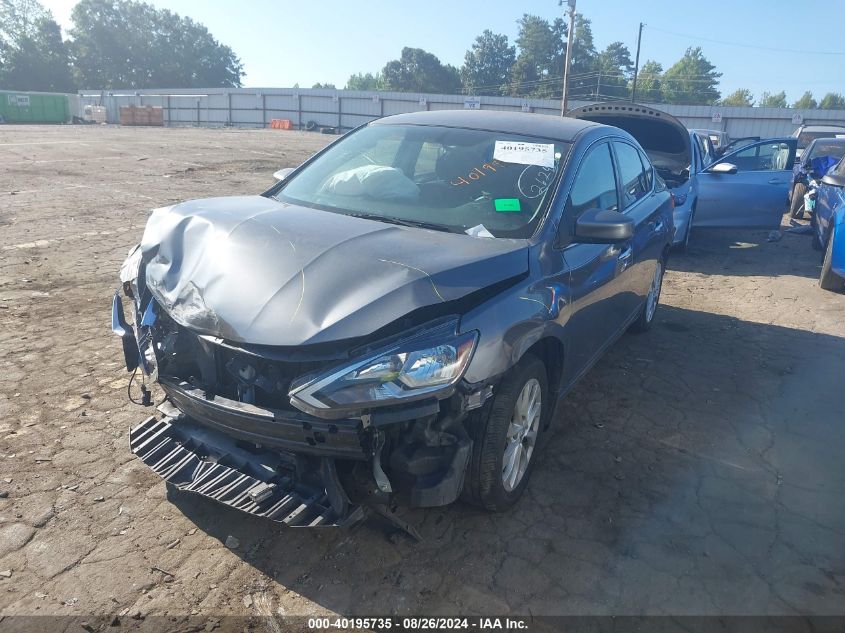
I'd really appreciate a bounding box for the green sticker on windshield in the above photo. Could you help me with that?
[494,198,521,212]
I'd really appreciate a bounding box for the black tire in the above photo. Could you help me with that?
[630,256,665,333]
[811,212,824,251]
[790,183,807,219]
[819,232,843,291]
[462,355,548,512]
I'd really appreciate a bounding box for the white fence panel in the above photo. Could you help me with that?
[78,88,845,139]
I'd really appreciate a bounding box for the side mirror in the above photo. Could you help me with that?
[273,167,296,181]
[574,208,634,243]
[821,173,845,188]
[708,162,738,175]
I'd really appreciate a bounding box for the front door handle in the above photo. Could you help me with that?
[652,219,666,233]
[768,178,785,184]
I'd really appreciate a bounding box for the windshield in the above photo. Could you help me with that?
[807,141,845,161]
[273,124,571,238]
[798,131,845,149]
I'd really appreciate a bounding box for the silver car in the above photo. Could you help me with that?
[793,124,845,159]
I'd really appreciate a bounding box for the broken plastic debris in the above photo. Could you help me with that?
[225,535,240,549]
[465,224,494,238]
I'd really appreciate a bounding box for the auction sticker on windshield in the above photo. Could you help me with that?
[493,140,555,167]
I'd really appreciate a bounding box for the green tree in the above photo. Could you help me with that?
[633,59,663,103]
[594,41,633,99]
[381,47,461,93]
[508,14,566,98]
[346,72,383,91]
[460,29,515,96]
[721,88,754,107]
[792,91,817,109]
[758,90,787,108]
[311,82,336,89]
[567,15,599,99]
[661,47,721,105]
[0,0,74,91]
[819,92,845,110]
[69,0,243,88]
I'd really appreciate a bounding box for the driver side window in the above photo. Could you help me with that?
[730,142,791,171]
[564,143,619,219]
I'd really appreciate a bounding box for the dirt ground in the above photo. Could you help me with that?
[1,125,844,624]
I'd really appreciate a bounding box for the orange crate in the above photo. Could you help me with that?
[269,118,292,130]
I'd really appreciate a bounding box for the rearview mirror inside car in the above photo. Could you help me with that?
[708,162,738,175]
[574,208,634,243]
[273,167,296,181]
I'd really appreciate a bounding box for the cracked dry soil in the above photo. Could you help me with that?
[0,126,844,622]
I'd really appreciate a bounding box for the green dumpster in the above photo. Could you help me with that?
[0,91,69,124]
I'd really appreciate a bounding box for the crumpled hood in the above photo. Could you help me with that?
[140,195,528,346]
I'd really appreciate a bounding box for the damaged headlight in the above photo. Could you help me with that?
[289,322,478,415]
[119,244,143,301]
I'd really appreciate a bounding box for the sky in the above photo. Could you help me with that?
[40,0,845,103]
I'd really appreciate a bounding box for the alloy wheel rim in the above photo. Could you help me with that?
[646,262,663,322]
[502,378,541,492]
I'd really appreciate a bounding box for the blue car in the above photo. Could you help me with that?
[789,137,845,218]
[569,103,707,250]
[114,110,675,522]
[811,156,845,291]
[568,104,796,249]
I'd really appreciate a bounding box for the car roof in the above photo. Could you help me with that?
[799,125,845,132]
[371,110,600,142]
[809,137,845,145]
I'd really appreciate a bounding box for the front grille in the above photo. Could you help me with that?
[153,315,330,411]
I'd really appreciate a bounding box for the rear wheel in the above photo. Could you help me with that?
[790,183,807,219]
[462,355,547,511]
[630,257,665,333]
[819,232,843,291]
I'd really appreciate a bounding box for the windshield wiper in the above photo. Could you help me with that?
[345,212,456,233]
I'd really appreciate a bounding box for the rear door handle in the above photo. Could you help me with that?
[768,178,785,184]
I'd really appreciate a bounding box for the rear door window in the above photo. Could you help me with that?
[637,148,654,190]
[613,141,649,209]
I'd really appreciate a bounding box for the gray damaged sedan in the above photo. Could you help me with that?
[114,110,673,528]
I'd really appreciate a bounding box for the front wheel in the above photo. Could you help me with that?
[675,208,695,253]
[462,355,548,511]
[630,258,665,333]
[811,212,824,251]
[819,233,843,291]
[790,183,807,219]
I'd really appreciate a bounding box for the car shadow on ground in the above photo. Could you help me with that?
[165,304,845,616]
[673,225,822,279]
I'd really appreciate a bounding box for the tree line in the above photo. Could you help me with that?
[0,0,243,92]
[719,88,845,109]
[341,13,844,109]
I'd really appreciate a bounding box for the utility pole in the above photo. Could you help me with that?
[631,22,644,102]
[560,0,577,116]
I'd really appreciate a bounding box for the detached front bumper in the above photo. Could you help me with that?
[130,414,364,526]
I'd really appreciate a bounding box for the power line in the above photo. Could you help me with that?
[646,25,845,56]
